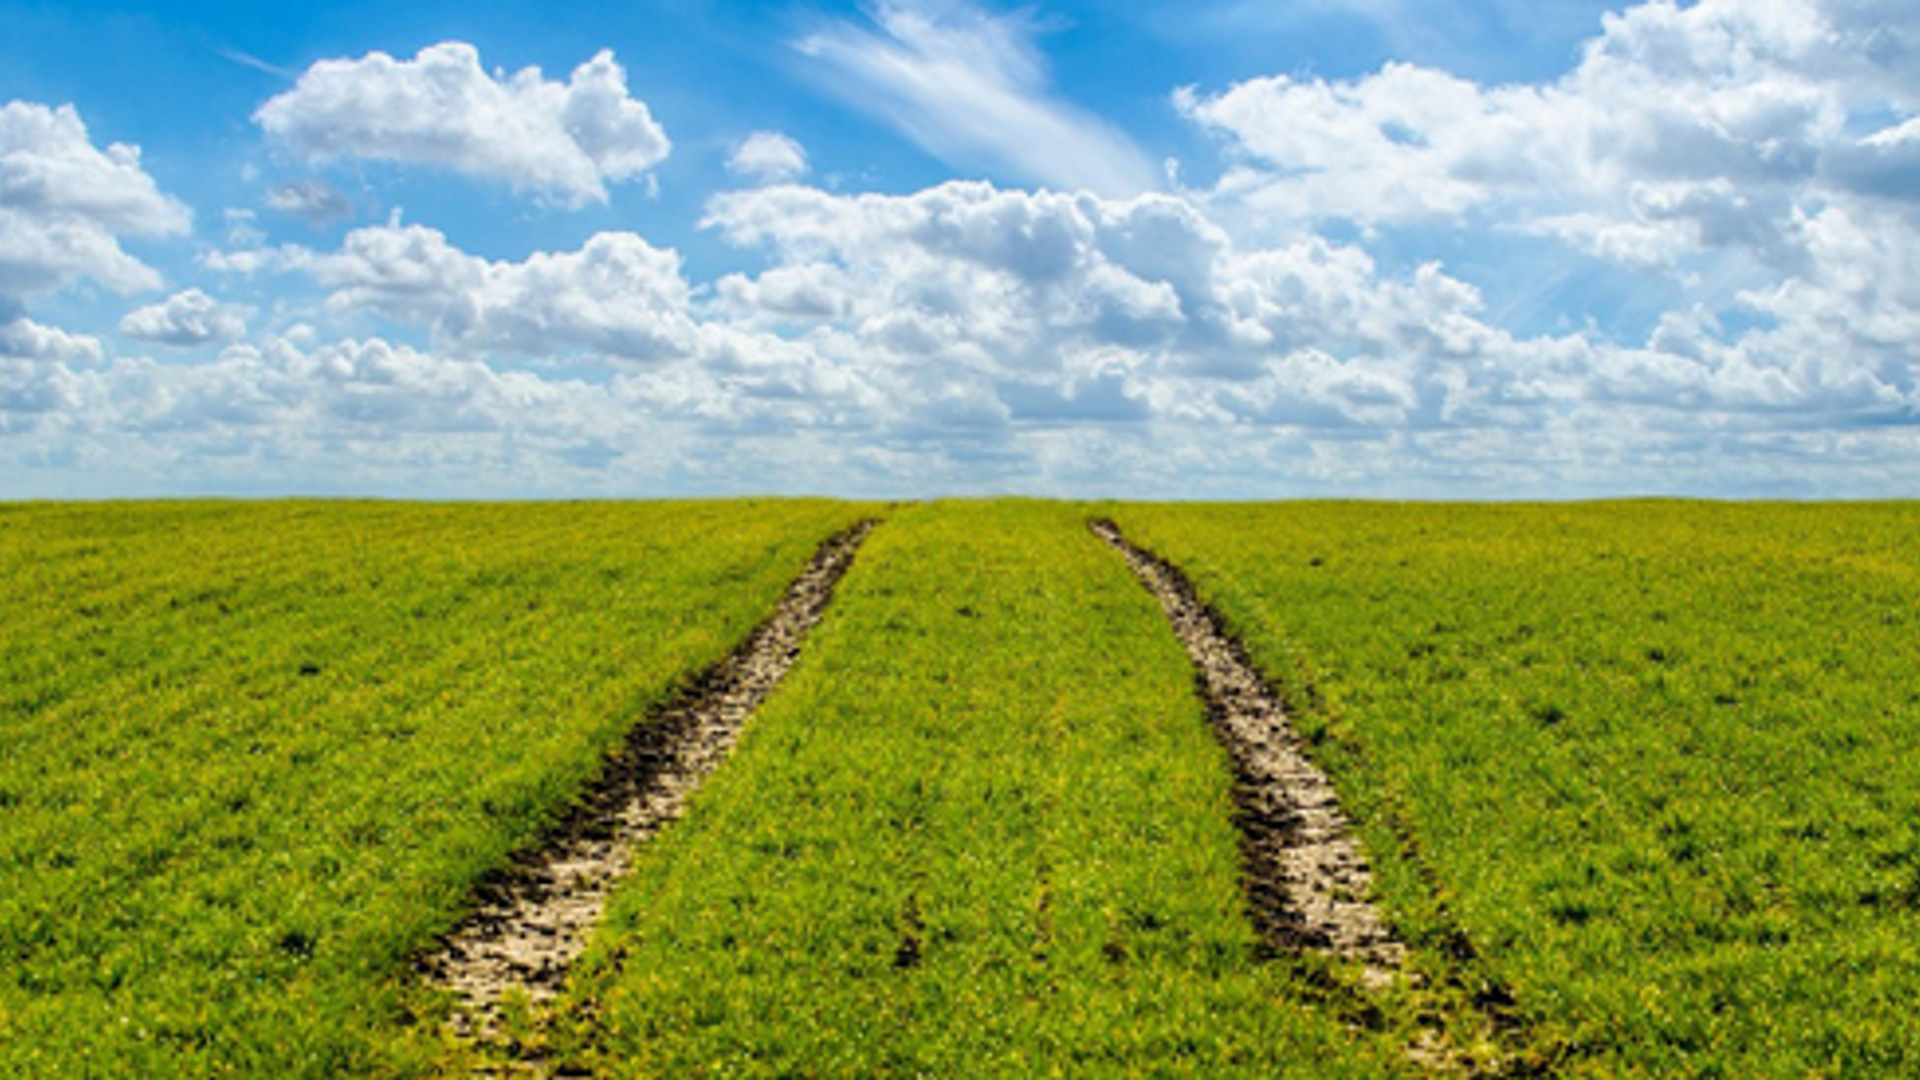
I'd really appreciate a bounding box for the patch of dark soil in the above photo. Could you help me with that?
[419,520,876,1045]
[894,892,925,971]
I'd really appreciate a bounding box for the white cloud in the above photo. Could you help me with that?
[223,208,266,248]
[286,222,699,362]
[1828,115,1920,202]
[254,43,670,207]
[1177,63,1519,224]
[714,262,852,321]
[798,0,1159,196]
[264,180,354,226]
[698,178,1920,446]
[0,101,192,299]
[0,329,890,496]
[703,181,1515,408]
[1,315,103,363]
[1862,117,1920,149]
[727,131,810,185]
[705,183,1187,380]
[12,0,1918,499]
[35,334,609,442]
[1165,0,1920,459]
[1732,202,1920,402]
[1180,0,1904,265]
[119,288,250,347]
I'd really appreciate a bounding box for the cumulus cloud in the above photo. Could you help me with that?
[187,173,1885,452]
[119,288,250,347]
[1180,0,1909,269]
[704,177,1920,441]
[228,336,577,432]
[9,333,606,442]
[798,0,1159,196]
[705,181,1442,387]
[1162,0,1920,450]
[0,101,192,298]
[14,0,1918,499]
[0,327,888,496]
[1177,63,1519,225]
[727,131,809,184]
[256,222,700,362]
[705,183,1188,378]
[1,314,103,363]
[16,177,1920,495]
[254,43,670,206]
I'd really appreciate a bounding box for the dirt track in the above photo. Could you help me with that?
[420,520,875,1042]
[1090,519,1403,983]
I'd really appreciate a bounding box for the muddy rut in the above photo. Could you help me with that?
[421,520,875,1041]
[1090,519,1403,983]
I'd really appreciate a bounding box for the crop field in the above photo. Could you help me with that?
[550,501,1404,1076]
[1117,501,1920,1077]
[0,500,871,1076]
[6,498,1920,1077]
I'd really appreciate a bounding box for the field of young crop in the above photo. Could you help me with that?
[11,498,1920,1077]
[0,500,870,1077]
[1114,501,1920,1077]
[550,500,1407,1076]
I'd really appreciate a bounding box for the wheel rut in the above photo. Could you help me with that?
[1090,519,1403,984]
[420,520,876,1047]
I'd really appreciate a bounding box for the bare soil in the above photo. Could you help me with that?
[420,520,876,1043]
[1089,519,1403,984]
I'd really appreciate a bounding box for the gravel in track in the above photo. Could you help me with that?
[420,520,876,1044]
[1090,519,1403,985]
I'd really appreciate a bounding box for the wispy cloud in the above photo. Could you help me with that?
[213,45,295,80]
[797,0,1160,197]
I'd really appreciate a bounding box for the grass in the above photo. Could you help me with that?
[15,497,1920,1076]
[0,499,870,1078]
[1114,501,1920,1077]
[556,500,1404,1076]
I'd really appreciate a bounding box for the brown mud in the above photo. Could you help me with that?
[419,520,876,1048]
[1089,519,1404,984]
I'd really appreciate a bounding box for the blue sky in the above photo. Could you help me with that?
[2,0,1917,498]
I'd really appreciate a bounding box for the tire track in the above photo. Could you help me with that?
[420,520,876,1045]
[1089,519,1403,984]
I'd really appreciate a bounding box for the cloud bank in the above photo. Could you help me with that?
[3,0,1918,498]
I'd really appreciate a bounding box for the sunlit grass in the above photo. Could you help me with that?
[1117,500,1920,1076]
[562,500,1403,1076]
[0,499,870,1077]
[16,497,1915,1076]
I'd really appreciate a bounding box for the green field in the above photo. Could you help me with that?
[0,500,871,1076]
[1118,501,1920,1077]
[6,499,1920,1076]
[555,500,1403,1076]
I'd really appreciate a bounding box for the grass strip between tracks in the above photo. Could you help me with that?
[554,500,1406,1077]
